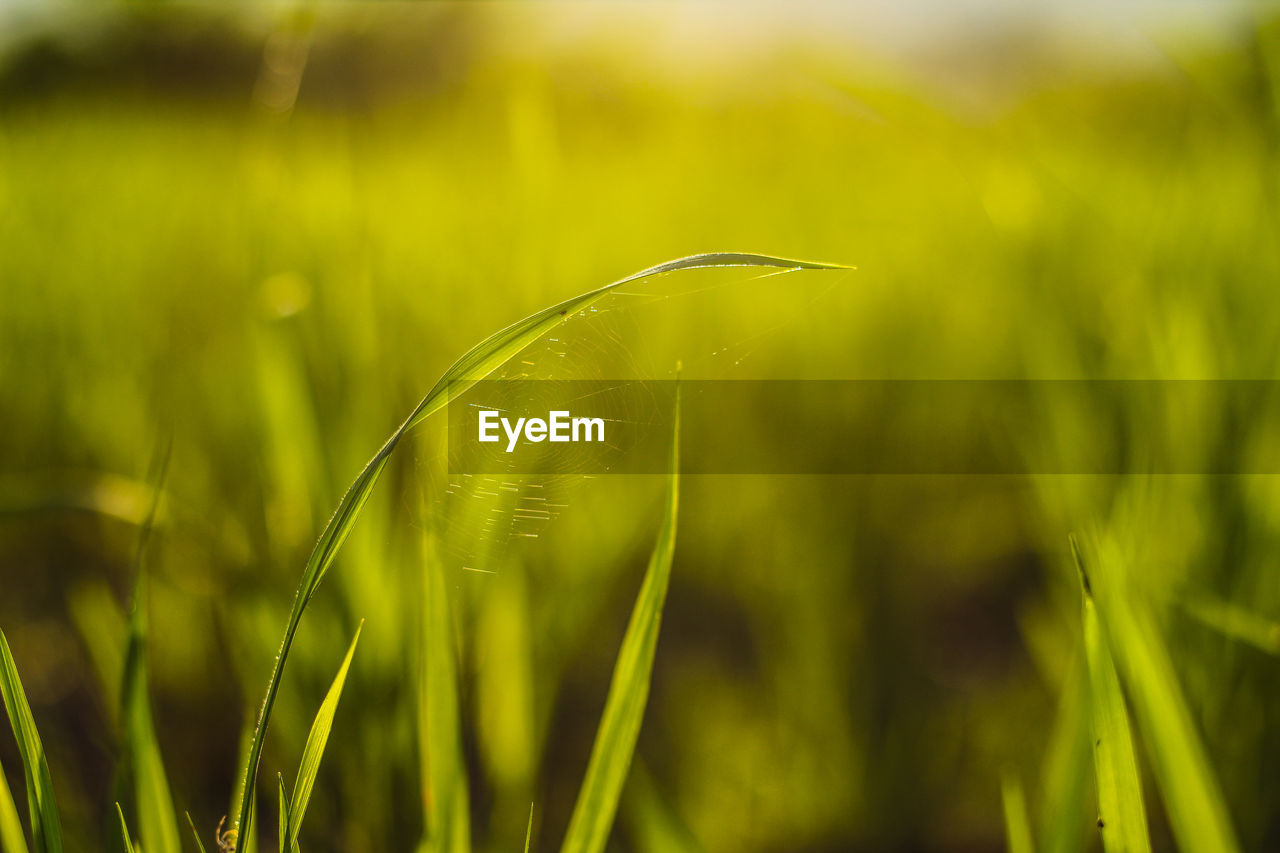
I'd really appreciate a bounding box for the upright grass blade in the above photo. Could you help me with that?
[1075,533,1241,853]
[0,630,62,853]
[277,775,289,853]
[0,756,30,853]
[559,388,681,853]
[115,804,136,853]
[228,721,257,853]
[1001,773,1035,853]
[286,622,363,852]
[1037,654,1090,853]
[622,760,701,853]
[184,813,208,853]
[230,254,845,850]
[1073,538,1151,853]
[419,533,470,853]
[120,440,181,853]
[525,805,534,853]
[120,573,181,853]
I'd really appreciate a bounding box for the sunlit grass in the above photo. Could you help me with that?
[2,10,1280,851]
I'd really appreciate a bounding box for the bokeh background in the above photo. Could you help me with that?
[2,2,1280,851]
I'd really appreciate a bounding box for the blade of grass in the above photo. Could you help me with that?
[184,813,208,853]
[0,756,30,853]
[228,721,257,853]
[418,531,470,853]
[1072,538,1151,853]
[0,629,62,853]
[277,774,289,853]
[120,440,181,853]
[115,804,136,853]
[1037,653,1090,853]
[1076,533,1241,853]
[65,581,127,727]
[230,254,844,850]
[120,573,181,853]
[242,794,258,853]
[622,760,701,853]
[1181,594,1280,655]
[1001,772,1035,853]
[559,387,681,853]
[525,804,534,853]
[287,622,362,851]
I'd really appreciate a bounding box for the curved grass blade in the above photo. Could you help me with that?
[231,253,845,849]
[0,755,30,853]
[559,388,681,853]
[525,804,534,853]
[286,622,363,852]
[1073,538,1151,853]
[115,803,136,853]
[1075,534,1240,853]
[184,813,208,853]
[419,533,469,853]
[0,630,62,853]
[1001,772,1035,853]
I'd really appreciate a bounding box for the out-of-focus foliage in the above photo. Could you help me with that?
[2,4,1280,852]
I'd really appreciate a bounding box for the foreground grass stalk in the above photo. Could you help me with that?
[560,388,680,853]
[1001,773,1035,853]
[229,255,844,851]
[116,803,137,853]
[1073,533,1240,853]
[186,812,210,853]
[1073,537,1151,853]
[418,531,470,853]
[1036,656,1090,853]
[0,630,62,853]
[0,754,30,853]
[121,442,181,853]
[286,623,363,851]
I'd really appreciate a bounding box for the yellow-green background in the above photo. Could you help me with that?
[2,5,1279,851]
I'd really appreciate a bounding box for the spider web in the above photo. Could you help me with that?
[413,261,851,574]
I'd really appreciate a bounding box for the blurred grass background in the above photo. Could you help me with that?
[2,3,1280,851]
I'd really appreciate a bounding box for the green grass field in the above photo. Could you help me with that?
[2,6,1280,852]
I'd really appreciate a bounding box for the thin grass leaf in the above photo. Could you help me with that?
[559,388,681,853]
[121,587,180,853]
[120,441,181,853]
[231,254,844,850]
[286,623,362,851]
[524,804,534,853]
[418,527,470,853]
[1037,654,1090,853]
[184,813,208,853]
[1072,538,1151,853]
[277,775,288,853]
[1076,533,1241,853]
[241,794,258,853]
[116,804,136,853]
[1001,773,1035,853]
[0,756,30,853]
[121,583,177,853]
[1181,595,1280,655]
[0,630,62,853]
[622,760,701,853]
[65,582,127,727]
